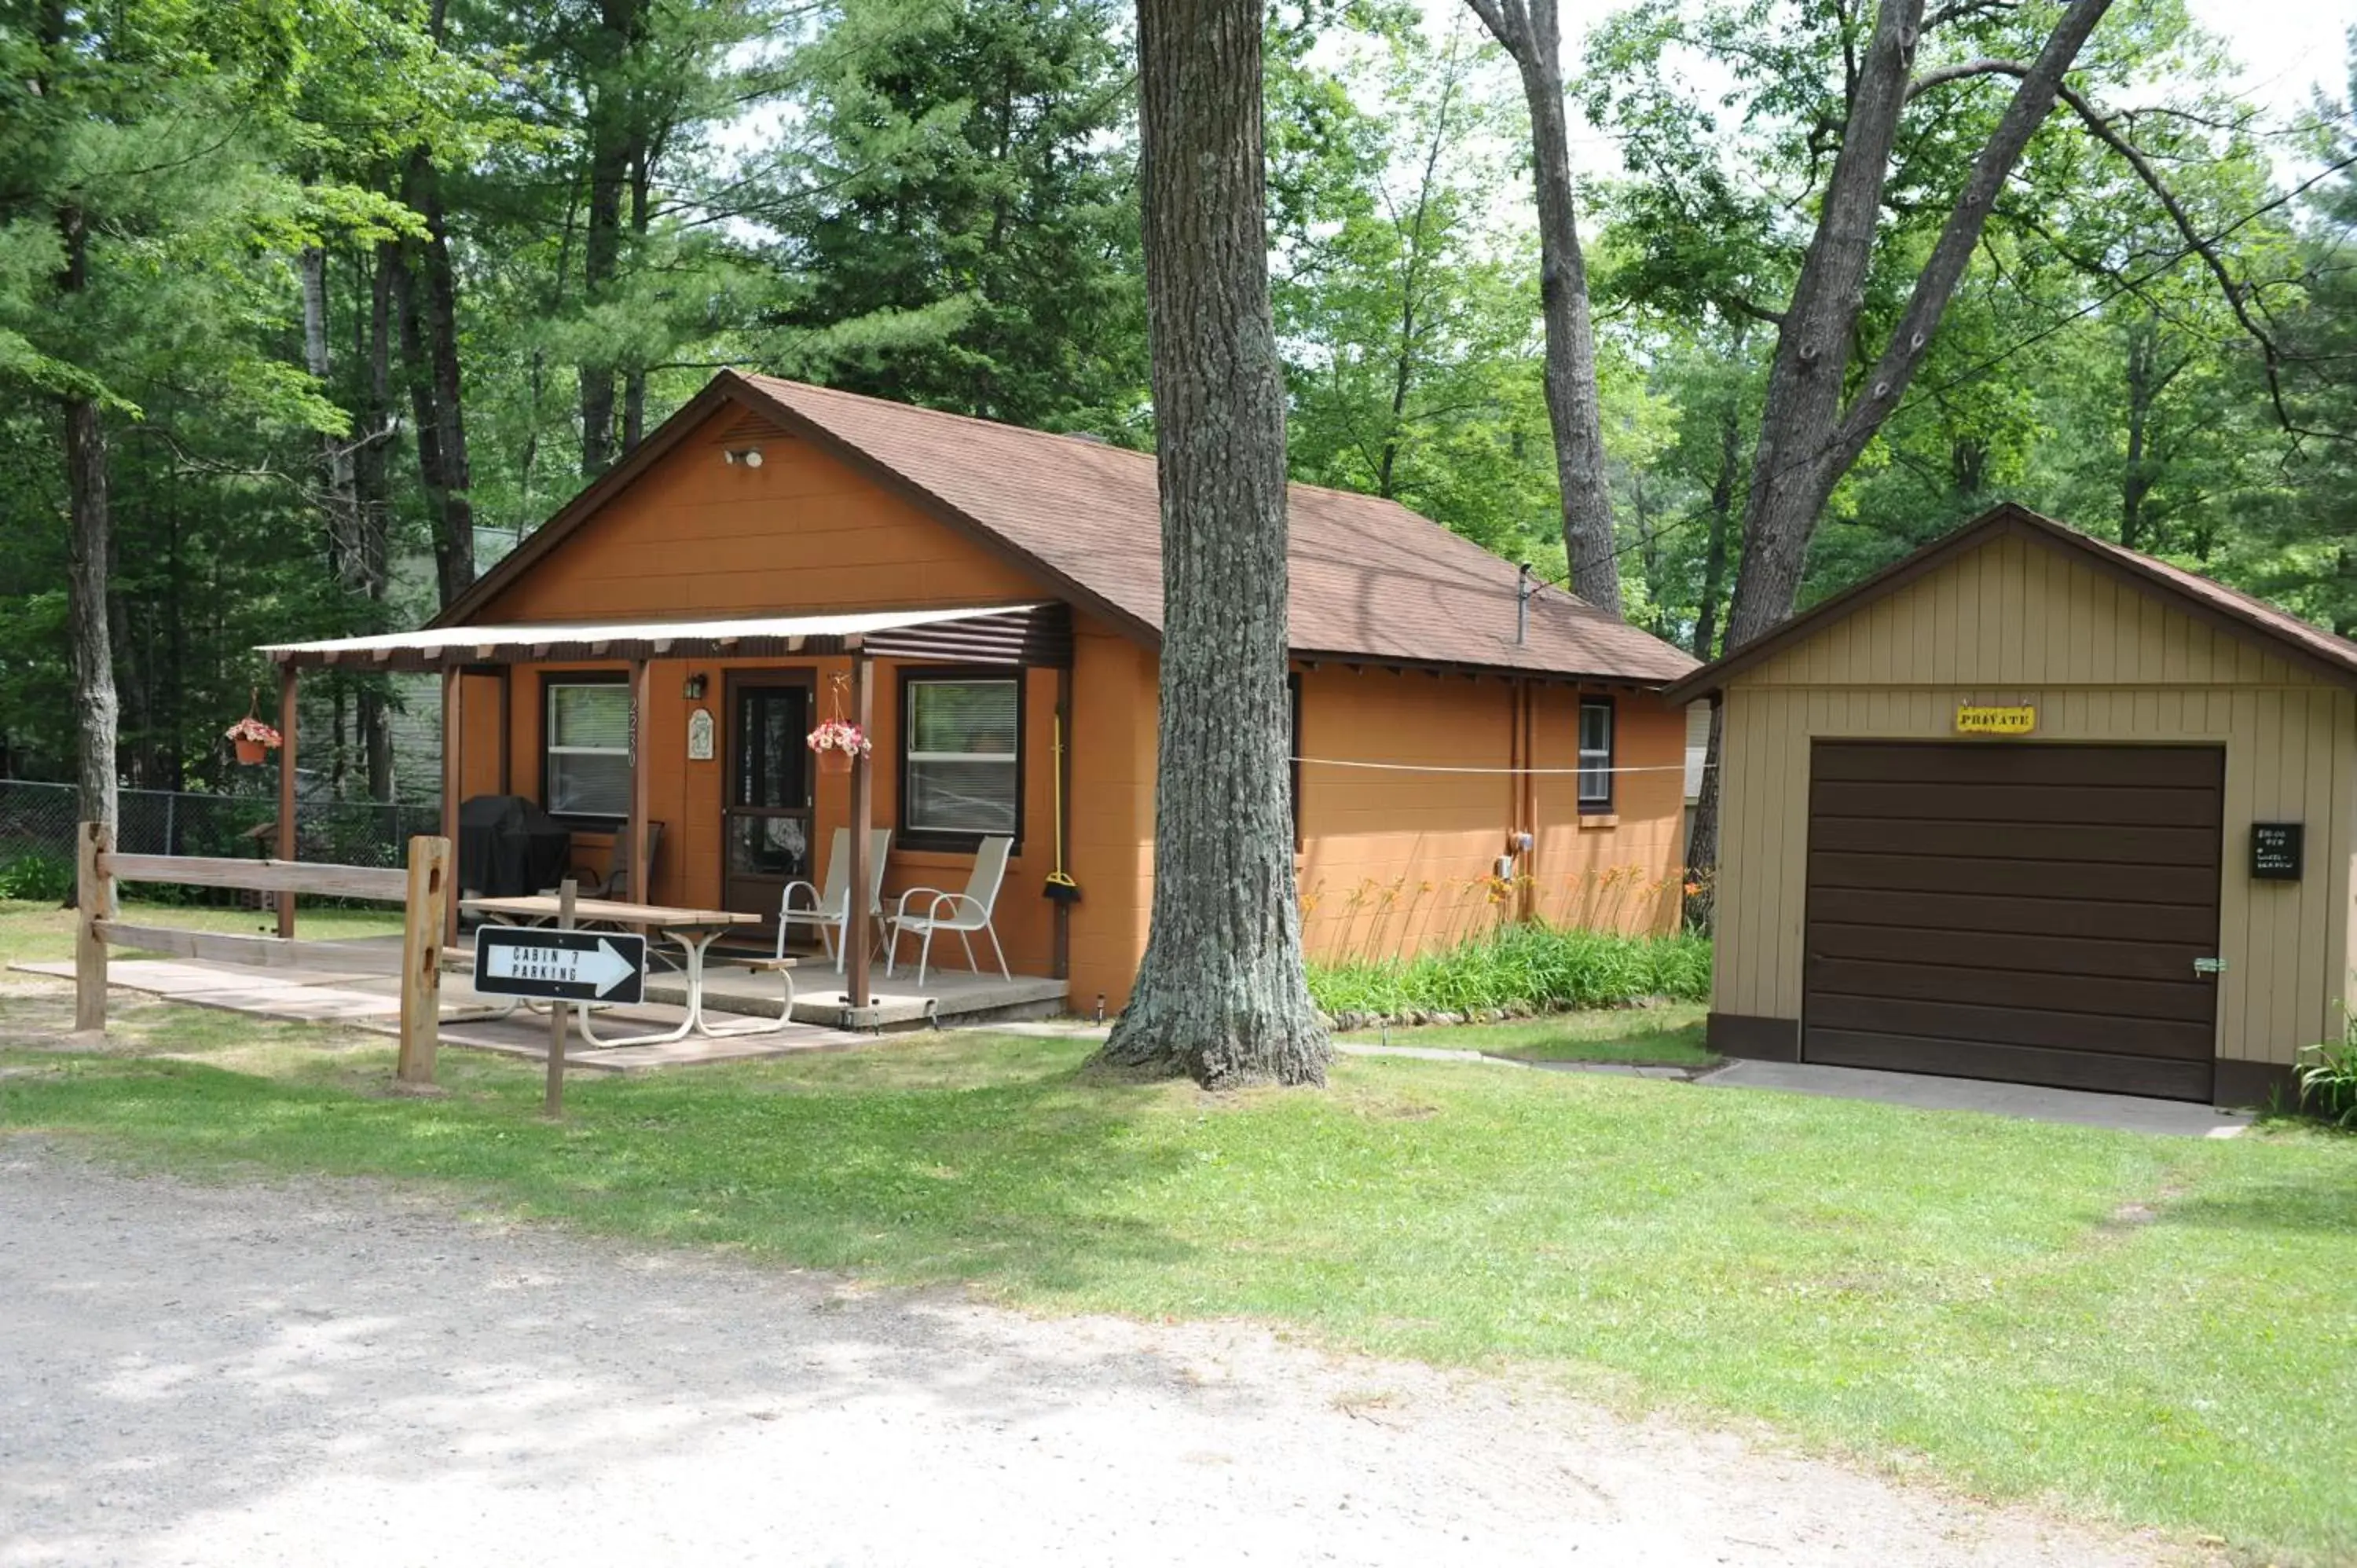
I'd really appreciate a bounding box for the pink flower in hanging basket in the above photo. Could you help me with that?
[224,716,283,749]
[806,719,871,757]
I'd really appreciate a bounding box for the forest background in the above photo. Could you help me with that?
[5,0,2355,810]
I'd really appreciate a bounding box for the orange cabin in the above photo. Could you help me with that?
[266,371,1700,1016]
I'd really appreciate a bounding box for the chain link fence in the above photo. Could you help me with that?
[0,780,442,899]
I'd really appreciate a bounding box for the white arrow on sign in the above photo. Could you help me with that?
[486,936,638,998]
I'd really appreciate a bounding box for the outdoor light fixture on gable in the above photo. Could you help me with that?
[723,446,764,468]
[681,672,709,701]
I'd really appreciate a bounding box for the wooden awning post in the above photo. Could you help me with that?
[846,652,874,1013]
[441,665,462,947]
[277,663,299,939]
[629,658,653,910]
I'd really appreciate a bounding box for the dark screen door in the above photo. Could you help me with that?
[722,674,813,919]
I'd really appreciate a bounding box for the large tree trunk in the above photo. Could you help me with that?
[1094,0,1329,1089]
[1687,0,2113,884]
[1465,0,1619,614]
[58,201,117,842]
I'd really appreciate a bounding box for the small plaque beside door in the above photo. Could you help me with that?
[687,707,715,761]
[2252,822,2303,881]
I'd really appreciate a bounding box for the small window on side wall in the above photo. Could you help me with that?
[901,673,1021,848]
[1578,697,1614,811]
[545,678,632,819]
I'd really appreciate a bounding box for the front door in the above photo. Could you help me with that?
[722,672,815,924]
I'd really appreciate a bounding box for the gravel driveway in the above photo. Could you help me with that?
[0,1139,2187,1567]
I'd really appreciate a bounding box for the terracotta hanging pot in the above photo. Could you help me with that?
[225,702,282,766]
[817,747,853,776]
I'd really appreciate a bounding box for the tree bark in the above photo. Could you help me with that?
[1721,0,2113,652]
[358,249,397,800]
[1094,0,1329,1089]
[59,201,118,842]
[391,0,475,608]
[301,244,367,592]
[390,163,477,610]
[416,187,475,604]
[1464,0,1620,614]
[1692,397,1739,659]
[1686,0,2113,885]
[579,0,648,477]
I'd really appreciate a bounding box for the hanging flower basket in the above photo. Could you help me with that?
[225,715,283,767]
[807,718,871,775]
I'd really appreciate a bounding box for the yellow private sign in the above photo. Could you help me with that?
[1955,704,2037,736]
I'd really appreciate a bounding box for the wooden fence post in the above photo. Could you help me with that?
[396,834,450,1086]
[75,820,111,1035]
[543,877,577,1119]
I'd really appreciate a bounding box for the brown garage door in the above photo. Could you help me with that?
[1803,742,2222,1101]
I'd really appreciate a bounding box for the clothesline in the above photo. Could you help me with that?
[1292,757,1710,776]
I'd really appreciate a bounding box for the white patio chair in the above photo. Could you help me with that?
[777,826,892,973]
[884,835,1012,984]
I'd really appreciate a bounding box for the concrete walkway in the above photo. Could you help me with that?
[1695,1059,2251,1138]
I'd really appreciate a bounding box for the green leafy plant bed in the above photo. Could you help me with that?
[1309,922,1710,1025]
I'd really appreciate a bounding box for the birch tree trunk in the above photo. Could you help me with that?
[59,202,117,843]
[1094,0,1329,1089]
[1685,0,2113,886]
[1465,0,1619,614]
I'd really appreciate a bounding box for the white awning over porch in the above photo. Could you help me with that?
[258,602,1070,672]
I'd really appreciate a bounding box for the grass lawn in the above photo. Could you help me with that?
[1347,1002,1714,1066]
[0,898,405,970]
[1,970,2351,1559]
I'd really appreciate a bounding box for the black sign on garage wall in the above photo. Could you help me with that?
[2251,822,2304,881]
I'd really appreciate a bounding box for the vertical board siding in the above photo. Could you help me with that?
[1292,670,1687,968]
[1714,537,2352,1065]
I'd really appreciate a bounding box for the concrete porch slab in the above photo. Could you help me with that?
[16,959,404,1024]
[13,956,873,1071]
[680,963,1068,1031]
[1694,1059,2253,1138]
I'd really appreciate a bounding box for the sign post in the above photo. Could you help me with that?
[466,900,647,1120]
[546,881,575,1117]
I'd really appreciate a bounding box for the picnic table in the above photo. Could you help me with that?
[461,895,792,1048]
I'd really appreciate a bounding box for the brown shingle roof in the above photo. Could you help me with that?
[1663,501,2357,702]
[729,373,1695,683]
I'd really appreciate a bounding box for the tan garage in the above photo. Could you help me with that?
[1668,504,2357,1105]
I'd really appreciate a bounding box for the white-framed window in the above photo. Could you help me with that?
[544,679,632,819]
[1578,698,1614,810]
[901,674,1021,843]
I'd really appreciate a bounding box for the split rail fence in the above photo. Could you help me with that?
[73,821,453,1085]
